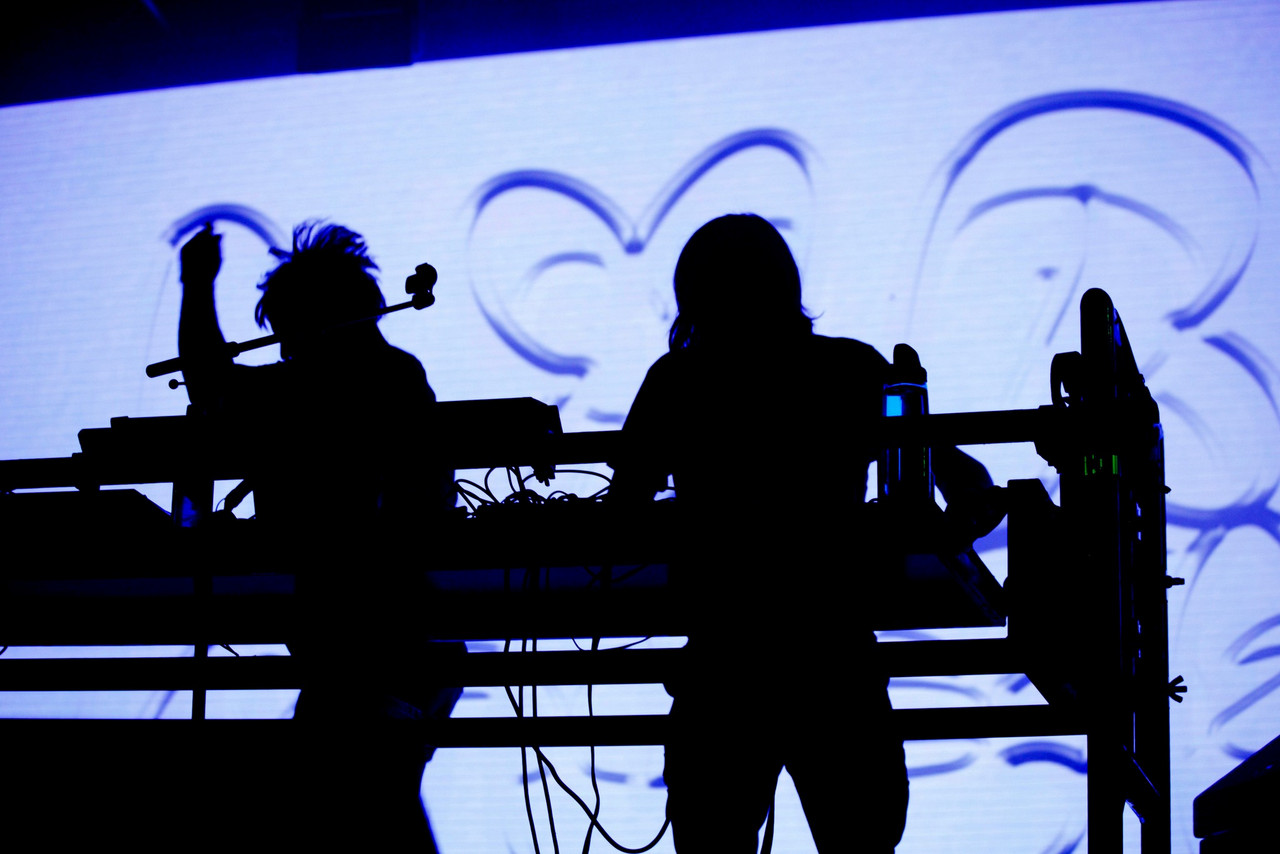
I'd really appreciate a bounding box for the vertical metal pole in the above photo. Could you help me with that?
[171,415,213,722]
[1076,290,1129,854]
[1137,425,1172,854]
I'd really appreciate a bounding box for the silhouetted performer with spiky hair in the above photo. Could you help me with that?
[613,214,995,852]
[180,222,453,522]
[179,221,457,850]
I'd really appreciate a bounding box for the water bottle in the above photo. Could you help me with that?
[879,343,934,505]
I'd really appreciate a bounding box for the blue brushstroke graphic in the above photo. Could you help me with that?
[999,741,1088,775]
[164,203,287,253]
[467,129,814,377]
[915,90,1263,334]
[908,753,978,778]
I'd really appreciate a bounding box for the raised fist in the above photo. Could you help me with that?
[180,223,222,288]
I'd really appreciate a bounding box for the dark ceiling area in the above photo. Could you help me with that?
[3,0,1163,107]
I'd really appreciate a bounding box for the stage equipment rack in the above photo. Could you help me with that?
[0,289,1174,853]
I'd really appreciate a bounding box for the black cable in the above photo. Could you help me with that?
[537,468,612,484]
[581,636,603,854]
[523,628,668,853]
[500,632,668,853]
[483,466,503,503]
[531,639,563,854]
[534,749,671,854]
[611,565,655,585]
[503,637,520,718]
[454,482,489,512]
[152,690,176,719]
[458,474,500,505]
[507,635,560,854]
[581,739,599,854]
[472,468,675,854]
[514,672,547,854]
[581,562,652,589]
[520,736,544,854]
[521,467,613,499]
[499,466,545,507]
[569,636,655,653]
[514,639,557,854]
[613,637,654,651]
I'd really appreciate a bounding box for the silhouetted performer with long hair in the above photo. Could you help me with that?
[179,221,457,850]
[613,214,996,852]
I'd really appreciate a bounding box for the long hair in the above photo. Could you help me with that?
[255,221,386,332]
[668,214,812,351]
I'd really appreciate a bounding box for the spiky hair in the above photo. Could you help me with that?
[255,221,386,331]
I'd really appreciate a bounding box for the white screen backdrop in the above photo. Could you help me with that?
[2,1,1278,851]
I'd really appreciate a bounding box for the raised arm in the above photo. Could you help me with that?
[178,224,230,408]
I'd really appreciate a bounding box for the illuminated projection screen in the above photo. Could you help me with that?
[2,1,1279,851]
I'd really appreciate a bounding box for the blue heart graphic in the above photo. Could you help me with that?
[466,128,814,377]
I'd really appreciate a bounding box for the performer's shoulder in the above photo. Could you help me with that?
[377,344,437,401]
[227,359,289,394]
[374,343,422,375]
[641,350,684,382]
[810,334,889,369]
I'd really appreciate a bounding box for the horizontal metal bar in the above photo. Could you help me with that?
[875,408,1052,446]
[0,648,685,691]
[0,409,1059,491]
[0,641,1037,692]
[878,638,1020,675]
[423,708,1084,747]
[0,637,1063,694]
[0,705,1083,746]
[895,704,1083,740]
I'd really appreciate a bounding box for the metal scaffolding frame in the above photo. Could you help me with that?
[0,288,1173,851]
